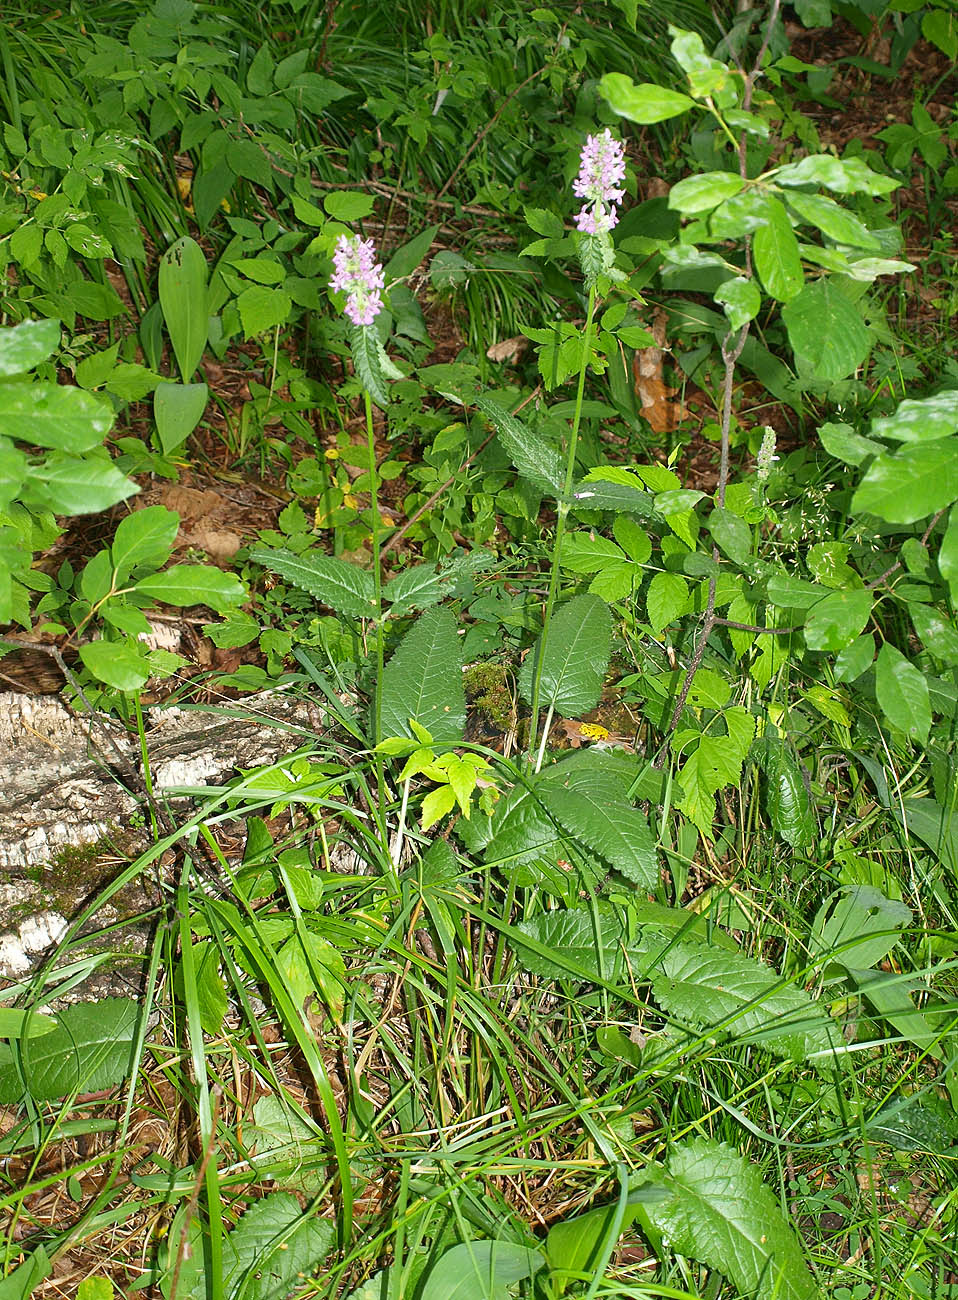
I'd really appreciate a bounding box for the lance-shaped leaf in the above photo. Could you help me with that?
[380,606,465,745]
[250,546,376,619]
[519,594,611,716]
[651,942,840,1062]
[159,236,208,381]
[473,391,564,496]
[349,322,390,409]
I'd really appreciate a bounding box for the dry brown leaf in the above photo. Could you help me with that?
[486,336,528,364]
[633,307,690,434]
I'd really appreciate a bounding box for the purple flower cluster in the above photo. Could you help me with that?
[330,234,385,326]
[573,129,626,235]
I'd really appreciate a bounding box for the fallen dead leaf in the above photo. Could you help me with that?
[633,306,690,435]
[486,336,528,364]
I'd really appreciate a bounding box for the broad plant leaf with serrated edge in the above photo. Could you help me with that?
[652,943,839,1061]
[222,1192,334,1300]
[380,606,465,744]
[382,563,446,614]
[637,1139,820,1300]
[519,594,611,716]
[349,322,390,409]
[538,754,657,889]
[250,546,376,619]
[474,391,564,496]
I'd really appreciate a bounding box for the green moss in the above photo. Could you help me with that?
[463,661,514,731]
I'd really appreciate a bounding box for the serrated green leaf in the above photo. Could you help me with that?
[653,944,837,1061]
[677,708,756,837]
[646,571,689,633]
[250,546,376,618]
[519,594,611,716]
[474,391,563,496]
[515,901,631,982]
[222,1193,335,1300]
[589,561,637,602]
[538,752,658,889]
[348,322,390,409]
[238,284,293,340]
[639,1139,820,1300]
[853,441,958,523]
[560,530,626,574]
[380,606,465,745]
[382,563,445,615]
[572,477,654,517]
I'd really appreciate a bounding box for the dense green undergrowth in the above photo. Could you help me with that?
[1,0,958,1297]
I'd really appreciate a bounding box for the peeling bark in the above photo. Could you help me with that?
[0,689,326,872]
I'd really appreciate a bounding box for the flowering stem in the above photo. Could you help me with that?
[364,387,385,747]
[528,283,597,767]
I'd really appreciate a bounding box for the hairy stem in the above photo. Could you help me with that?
[528,284,597,764]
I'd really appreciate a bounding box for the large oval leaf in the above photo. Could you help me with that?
[79,640,151,691]
[875,642,931,743]
[111,505,180,581]
[851,441,958,523]
[782,279,870,384]
[753,196,803,302]
[599,74,694,123]
[419,1240,544,1300]
[135,564,246,613]
[0,383,113,452]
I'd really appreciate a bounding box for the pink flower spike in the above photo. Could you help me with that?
[573,129,626,236]
[331,234,385,326]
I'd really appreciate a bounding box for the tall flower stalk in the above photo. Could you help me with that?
[331,233,387,744]
[528,131,626,766]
